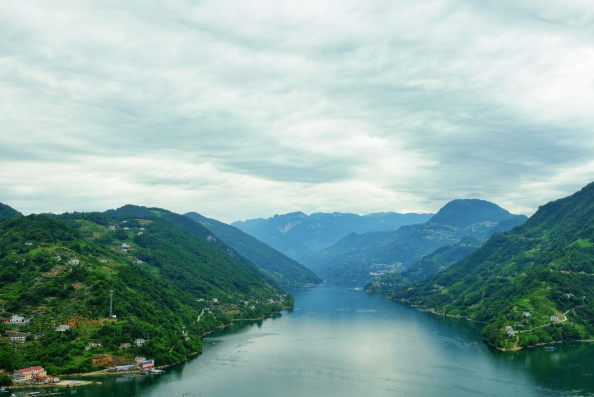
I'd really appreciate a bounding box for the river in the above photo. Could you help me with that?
[12,281,594,397]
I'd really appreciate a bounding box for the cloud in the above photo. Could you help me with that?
[1,0,594,222]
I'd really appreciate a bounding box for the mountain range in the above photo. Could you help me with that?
[299,199,528,281]
[231,211,434,258]
[184,212,321,285]
[390,181,594,349]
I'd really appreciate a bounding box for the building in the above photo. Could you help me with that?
[196,298,204,302]
[505,326,515,336]
[211,298,218,303]
[122,249,128,253]
[48,376,60,383]
[122,243,131,248]
[551,316,561,322]
[11,371,25,383]
[135,338,146,346]
[566,293,574,298]
[108,225,116,231]
[268,299,274,304]
[85,342,103,350]
[18,366,46,381]
[9,314,26,323]
[55,324,71,332]
[99,258,108,263]
[67,258,80,265]
[135,356,146,363]
[119,343,131,350]
[138,232,143,235]
[0,318,8,324]
[522,312,531,317]
[139,359,154,369]
[123,227,130,230]
[140,228,145,231]
[55,255,62,261]
[24,242,33,246]
[7,331,30,343]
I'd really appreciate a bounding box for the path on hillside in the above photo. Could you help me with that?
[516,308,572,334]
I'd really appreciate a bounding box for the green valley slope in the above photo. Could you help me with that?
[0,209,290,374]
[302,199,527,282]
[185,212,321,285]
[390,182,594,350]
[366,237,482,291]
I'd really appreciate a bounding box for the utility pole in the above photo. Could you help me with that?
[109,290,114,318]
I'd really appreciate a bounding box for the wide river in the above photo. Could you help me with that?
[14,281,594,397]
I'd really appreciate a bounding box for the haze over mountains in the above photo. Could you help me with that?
[270,200,527,282]
[232,212,434,259]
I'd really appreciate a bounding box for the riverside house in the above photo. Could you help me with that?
[19,366,47,382]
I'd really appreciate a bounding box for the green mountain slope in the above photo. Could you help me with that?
[0,202,23,219]
[185,212,321,285]
[0,210,289,375]
[232,211,434,258]
[366,237,482,291]
[390,182,594,350]
[301,200,527,282]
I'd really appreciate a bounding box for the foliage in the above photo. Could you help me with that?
[389,181,594,348]
[185,212,321,285]
[0,209,289,374]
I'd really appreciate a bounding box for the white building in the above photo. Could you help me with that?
[24,242,33,246]
[522,312,531,317]
[211,298,218,303]
[55,324,71,332]
[85,342,103,350]
[9,314,26,323]
[140,228,145,231]
[135,338,146,346]
[122,243,131,248]
[138,232,143,235]
[551,316,561,322]
[67,258,80,265]
[108,225,116,231]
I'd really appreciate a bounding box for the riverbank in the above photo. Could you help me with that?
[9,380,95,388]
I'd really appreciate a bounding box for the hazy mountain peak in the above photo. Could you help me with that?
[428,199,514,228]
[0,202,24,220]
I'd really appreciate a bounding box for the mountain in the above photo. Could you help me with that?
[0,202,23,219]
[184,212,321,285]
[0,207,290,375]
[301,199,527,282]
[390,182,594,350]
[365,237,482,291]
[231,211,434,259]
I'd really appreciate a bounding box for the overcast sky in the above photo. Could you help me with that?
[2,0,594,223]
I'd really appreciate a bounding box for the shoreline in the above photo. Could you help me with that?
[391,297,594,351]
[74,306,292,379]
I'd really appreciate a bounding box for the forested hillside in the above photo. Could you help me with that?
[185,212,321,285]
[302,200,527,282]
[390,182,594,350]
[0,209,290,374]
[366,237,482,291]
[0,203,22,220]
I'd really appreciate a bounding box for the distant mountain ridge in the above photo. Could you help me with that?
[232,211,434,259]
[184,212,321,285]
[300,199,528,282]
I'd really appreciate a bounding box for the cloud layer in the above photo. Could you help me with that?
[2,0,594,222]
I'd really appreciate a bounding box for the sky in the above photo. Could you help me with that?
[2,0,594,223]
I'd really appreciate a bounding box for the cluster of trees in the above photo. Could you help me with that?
[387,181,594,348]
[0,211,292,374]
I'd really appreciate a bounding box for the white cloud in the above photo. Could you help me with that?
[1,0,594,222]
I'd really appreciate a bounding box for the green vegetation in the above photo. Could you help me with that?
[303,200,527,282]
[365,237,481,291]
[0,207,292,375]
[0,203,22,220]
[389,182,594,349]
[185,212,321,285]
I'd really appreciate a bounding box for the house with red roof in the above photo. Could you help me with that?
[18,366,46,381]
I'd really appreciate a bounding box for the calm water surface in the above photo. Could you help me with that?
[12,281,594,397]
